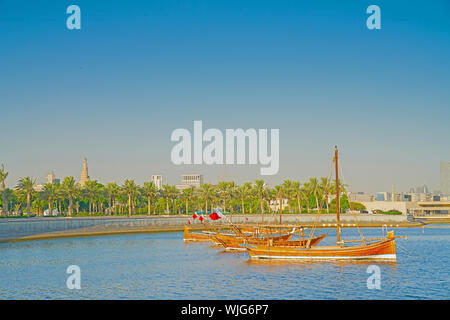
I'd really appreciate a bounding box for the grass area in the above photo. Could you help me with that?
[374,210,403,215]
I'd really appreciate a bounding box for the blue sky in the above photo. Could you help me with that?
[1,0,449,193]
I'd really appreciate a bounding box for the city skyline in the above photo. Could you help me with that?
[0,157,446,195]
[1,1,449,193]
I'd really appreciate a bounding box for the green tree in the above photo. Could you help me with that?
[106,182,120,215]
[122,180,139,216]
[142,181,158,215]
[308,177,320,211]
[0,164,9,215]
[199,183,215,214]
[161,185,171,214]
[181,187,195,214]
[16,176,36,214]
[301,182,312,213]
[61,176,79,216]
[254,180,267,221]
[217,181,235,213]
[319,177,332,213]
[84,180,99,215]
[42,183,57,216]
[236,183,251,214]
[291,181,303,214]
[282,180,295,213]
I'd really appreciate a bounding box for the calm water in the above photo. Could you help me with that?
[1,225,449,299]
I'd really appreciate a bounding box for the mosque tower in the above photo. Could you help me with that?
[80,158,90,187]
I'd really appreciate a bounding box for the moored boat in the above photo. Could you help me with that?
[183,225,214,242]
[244,231,397,260]
[211,227,297,251]
[242,146,404,261]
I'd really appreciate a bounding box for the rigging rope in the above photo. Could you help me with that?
[396,242,425,259]
[338,160,366,244]
[306,158,334,247]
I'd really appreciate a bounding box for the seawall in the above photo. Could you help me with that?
[0,213,418,242]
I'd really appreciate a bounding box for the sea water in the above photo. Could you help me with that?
[0,225,449,299]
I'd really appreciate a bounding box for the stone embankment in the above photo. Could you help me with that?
[0,213,421,242]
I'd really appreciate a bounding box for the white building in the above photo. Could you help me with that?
[269,198,290,212]
[360,200,450,215]
[176,174,203,190]
[151,175,163,190]
[348,192,373,202]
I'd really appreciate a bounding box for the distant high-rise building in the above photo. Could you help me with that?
[46,171,55,184]
[46,171,60,184]
[80,158,90,187]
[441,161,450,195]
[151,175,163,190]
[415,184,430,194]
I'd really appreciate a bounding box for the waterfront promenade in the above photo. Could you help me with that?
[0,213,421,242]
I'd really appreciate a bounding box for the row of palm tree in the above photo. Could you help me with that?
[0,164,356,217]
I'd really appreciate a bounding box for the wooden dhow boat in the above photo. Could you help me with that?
[183,225,215,242]
[242,146,405,261]
[183,222,259,243]
[213,225,326,251]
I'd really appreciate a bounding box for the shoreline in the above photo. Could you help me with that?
[0,214,425,243]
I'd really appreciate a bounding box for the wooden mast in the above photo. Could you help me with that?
[279,186,283,225]
[335,146,341,245]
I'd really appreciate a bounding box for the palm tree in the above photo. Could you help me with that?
[168,186,178,214]
[161,185,172,214]
[254,180,267,222]
[106,183,120,215]
[55,183,64,215]
[272,185,283,212]
[301,182,311,213]
[33,198,46,216]
[292,181,303,213]
[122,180,139,216]
[273,185,284,223]
[236,183,251,214]
[84,180,99,215]
[42,183,57,216]
[282,180,296,213]
[217,181,235,213]
[61,176,79,216]
[181,187,195,214]
[142,182,158,215]
[199,183,215,214]
[16,177,36,215]
[319,177,332,213]
[94,184,106,214]
[308,178,320,211]
[0,164,9,215]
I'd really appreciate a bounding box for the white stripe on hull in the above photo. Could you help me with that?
[224,247,247,252]
[249,253,396,260]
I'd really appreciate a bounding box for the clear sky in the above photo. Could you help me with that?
[1,0,449,193]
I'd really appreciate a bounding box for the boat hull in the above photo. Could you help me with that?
[183,225,213,242]
[246,238,397,260]
[212,230,297,251]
